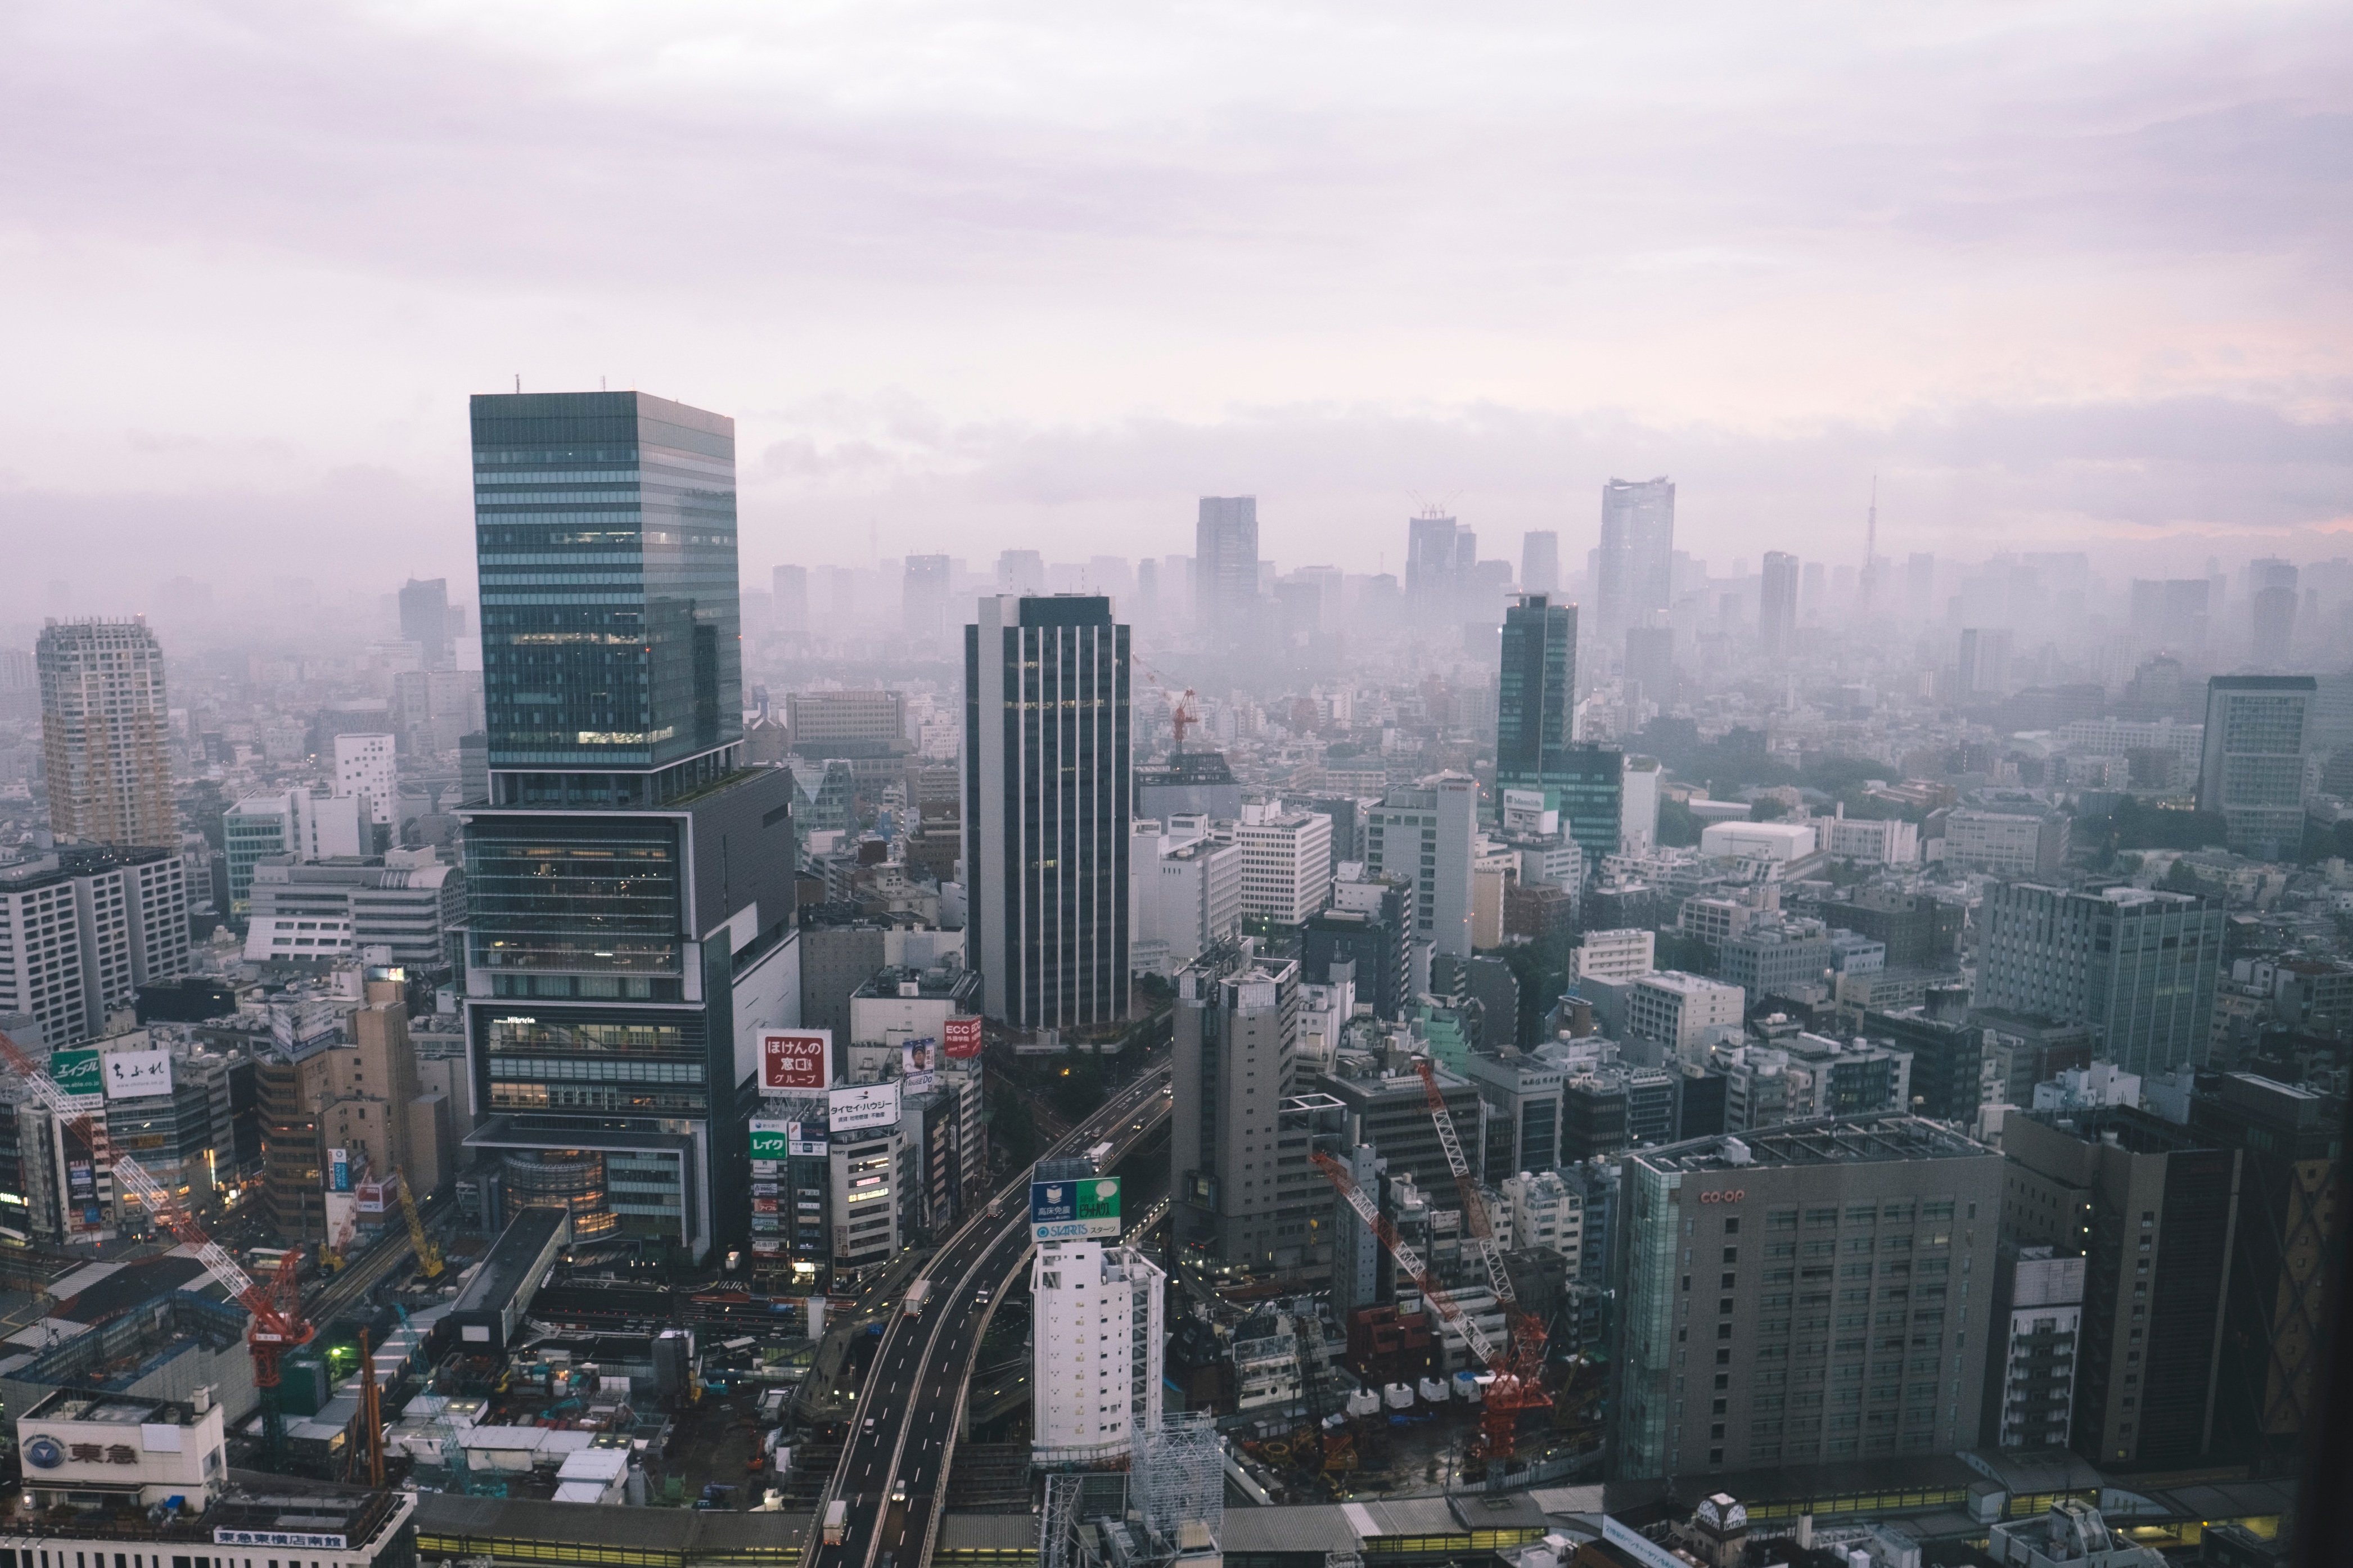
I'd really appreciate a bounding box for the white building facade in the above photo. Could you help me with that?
[1233,802,1334,924]
[1030,1239,1166,1465]
[334,732,400,828]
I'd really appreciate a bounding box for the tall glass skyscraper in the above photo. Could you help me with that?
[1595,475,1675,645]
[1496,593,1576,792]
[472,392,742,805]
[965,595,1131,1029]
[460,392,797,1266]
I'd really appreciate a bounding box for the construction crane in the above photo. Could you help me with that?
[0,1028,316,1462]
[394,1169,444,1280]
[1411,1057,1518,1310]
[1128,652,1200,755]
[1312,1150,1548,1464]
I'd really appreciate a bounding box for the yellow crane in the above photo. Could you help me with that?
[394,1171,444,1280]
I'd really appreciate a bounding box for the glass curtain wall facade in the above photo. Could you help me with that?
[1597,476,1675,645]
[965,595,1131,1029]
[471,391,741,805]
[463,390,796,1267]
[1496,594,1576,801]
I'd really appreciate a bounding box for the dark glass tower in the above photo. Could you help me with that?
[964,595,1130,1029]
[472,391,742,805]
[461,392,795,1267]
[1496,593,1576,792]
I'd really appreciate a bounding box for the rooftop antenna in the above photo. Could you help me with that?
[514,374,520,393]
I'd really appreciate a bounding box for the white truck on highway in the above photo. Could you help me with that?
[823,1498,848,1544]
[1085,1140,1114,1169]
[902,1278,931,1317]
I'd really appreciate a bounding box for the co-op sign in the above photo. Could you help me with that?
[1031,1176,1121,1241]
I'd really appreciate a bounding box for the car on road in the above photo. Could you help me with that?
[975,1287,991,1304]
[863,1416,876,1433]
[890,1480,907,1503]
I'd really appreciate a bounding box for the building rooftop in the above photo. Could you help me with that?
[3,1471,406,1546]
[1631,1114,1992,1176]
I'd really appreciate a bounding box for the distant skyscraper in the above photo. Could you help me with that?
[1497,594,1576,794]
[1193,497,1260,630]
[1624,626,1675,706]
[1365,773,1477,957]
[1595,477,1674,642]
[772,563,808,634]
[1405,511,1475,621]
[1520,531,1561,597]
[462,390,796,1264]
[1905,553,1936,620]
[1757,552,1799,656]
[903,553,951,643]
[997,549,1045,598]
[965,595,1131,1028]
[2248,558,2298,667]
[399,577,453,668]
[2198,675,2314,857]
[37,617,174,849]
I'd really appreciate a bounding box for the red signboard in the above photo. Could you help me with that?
[761,1030,830,1090]
[943,1015,983,1060]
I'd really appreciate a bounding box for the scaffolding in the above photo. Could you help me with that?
[1042,1416,1222,1568]
[1133,1413,1223,1556]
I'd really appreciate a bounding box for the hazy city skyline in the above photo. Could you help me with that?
[4,2,2349,612]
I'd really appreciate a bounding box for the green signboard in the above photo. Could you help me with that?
[51,1050,101,1098]
[750,1118,790,1160]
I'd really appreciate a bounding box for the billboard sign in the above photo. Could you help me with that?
[943,1015,982,1060]
[749,1119,792,1161]
[828,1081,901,1133]
[356,1180,391,1215]
[1030,1175,1122,1241]
[901,1038,937,1097]
[102,1049,174,1100]
[328,1149,351,1193]
[50,1050,101,1099]
[760,1031,830,1092]
[787,1120,827,1158]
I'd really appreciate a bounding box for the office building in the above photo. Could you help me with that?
[1819,887,1963,970]
[1571,927,1655,985]
[0,846,188,1049]
[1496,594,1576,805]
[1405,512,1476,621]
[1031,1239,1166,1465]
[785,689,912,801]
[1624,626,1675,705]
[1554,744,1625,867]
[37,617,173,849]
[1626,971,1744,1059]
[1132,823,1242,975]
[2246,558,2298,667]
[335,732,399,829]
[1621,755,1661,853]
[1303,892,1410,1020]
[964,595,1131,1028]
[400,575,453,666]
[222,787,369,912]
[1757,552,1798,656]
[1194,496,1260,630]
[1500,1168,1580,1267]
[1999,1106,2240,1469]
[1716,919,1832,1000]
[1520,530,1560,597]
[2197,675,2314,857]
[1312,1060,1485,1193]
[1977,883,2221,1076]
[2178,1072,2344,1470]
[995,548,1045,598]
[1135,749,1243,822]
[461,389,798,1266]
[1364,773,1478,958]
[1173,941,1299,1264]
[1867,986,1986,1122]
[1959,626,2013,699]
[1233,801,1334,924]
[1699,820,1816,864]
[1822,813,1919,865]
[241,848,466,972]
[901,553,951,643]
[1614,1116,2002,1480]
[1986,1245,2086,1449]
[1943,808,2069,878]
[1466,1050,1565,1178]
[772,563,809,634]
[1595,476,1675,643]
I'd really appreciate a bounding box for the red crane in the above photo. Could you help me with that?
[1313,1149,1549,1463]
[0,1028,315,1460]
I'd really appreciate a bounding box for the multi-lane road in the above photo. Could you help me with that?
[808,1063,1172,1568]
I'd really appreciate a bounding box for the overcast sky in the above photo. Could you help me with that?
[4,1,2349,612]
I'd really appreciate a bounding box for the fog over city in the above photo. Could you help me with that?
[4,1,2349,622]
[1,4,2349,1560]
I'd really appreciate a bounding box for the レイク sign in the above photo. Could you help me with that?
[761,1030,830,1091]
